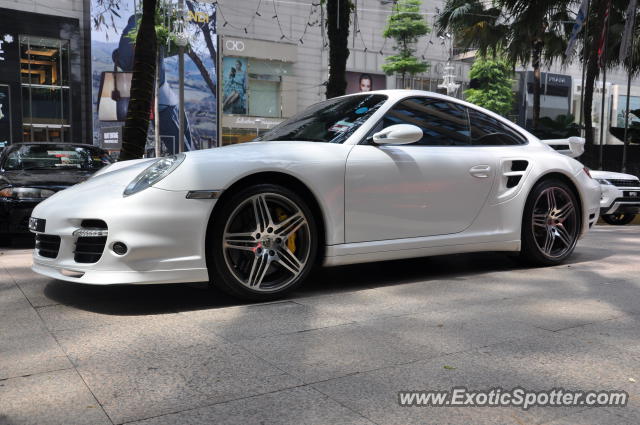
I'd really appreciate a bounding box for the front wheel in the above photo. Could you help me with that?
[520,179,581,266]
[601,213,636,226]
[207,184,318,300]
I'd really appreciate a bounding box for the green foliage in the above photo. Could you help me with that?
[382,0,430,79]
[463,57,514,116]
[125,2,186,56]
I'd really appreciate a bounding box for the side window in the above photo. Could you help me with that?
[380,97,470,146]
[468,108,527,146]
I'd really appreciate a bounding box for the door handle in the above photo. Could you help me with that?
[469,165,491,178]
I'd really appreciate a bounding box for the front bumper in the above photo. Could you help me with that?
[599,184,640,215]
[30,187,215,285]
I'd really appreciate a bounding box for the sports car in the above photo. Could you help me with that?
[29,90,601,300]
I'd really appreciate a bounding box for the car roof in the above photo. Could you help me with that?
[338,89,540,145]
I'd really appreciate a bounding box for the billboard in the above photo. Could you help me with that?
[222,57,247,114]
[345,71,386,94]
[90,1,218,153]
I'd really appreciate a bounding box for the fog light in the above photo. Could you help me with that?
[112,242,128,255]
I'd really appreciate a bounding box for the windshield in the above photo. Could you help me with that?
[2,145,112,171]
[256,94,387,144]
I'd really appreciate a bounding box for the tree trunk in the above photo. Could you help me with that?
[120,0,157,161]
[326,0,350,98]
[583,49,599,146]
[582,0,607,146]
[531,41,543,129]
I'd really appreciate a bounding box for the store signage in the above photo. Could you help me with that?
[0,34,14,62]
[225,39,245,52]
[233,116,283,128]
[186,11,209,23]
[100,126,122,150]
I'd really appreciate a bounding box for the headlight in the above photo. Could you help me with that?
[0,187,56,200]
[596,178,612,185]
[123,154,185,196]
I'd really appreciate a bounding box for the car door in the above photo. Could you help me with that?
[344,97,497,243]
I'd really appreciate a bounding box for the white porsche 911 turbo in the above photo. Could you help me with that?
[30,90,601,300]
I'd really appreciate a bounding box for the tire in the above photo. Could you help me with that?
[520,179,582,266]
[601,213,636,226]
[207,183,318,301]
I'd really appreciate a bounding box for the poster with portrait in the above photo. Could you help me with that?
[345,71,386,94]
[222,57,248,114]
[90,1,218,153]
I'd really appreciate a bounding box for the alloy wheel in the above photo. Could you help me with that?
[531,187,578,259]
[221,192,312,292]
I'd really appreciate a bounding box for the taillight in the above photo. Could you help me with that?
[583,167,592,178]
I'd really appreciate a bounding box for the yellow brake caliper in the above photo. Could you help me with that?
[276,208,297,253]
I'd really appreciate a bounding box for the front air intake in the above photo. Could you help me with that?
[74,220,108,263]
[36,234,61,259]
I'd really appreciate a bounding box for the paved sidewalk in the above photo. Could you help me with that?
[1,226,639,425]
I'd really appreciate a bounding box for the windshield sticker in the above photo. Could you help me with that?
[328,120,354,133]
[47,151,76,158]
[355,107,369,115]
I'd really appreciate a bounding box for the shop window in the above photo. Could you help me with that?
[20,35,71,142]
[222,57,291,119]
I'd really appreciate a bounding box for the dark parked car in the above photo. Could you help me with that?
[0,143,112,244]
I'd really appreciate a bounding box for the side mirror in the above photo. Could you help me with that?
[372,124,423,145]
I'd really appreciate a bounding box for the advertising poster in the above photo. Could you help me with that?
[222,57,248,114]
[91,1,218,153]
[345,71,386,94]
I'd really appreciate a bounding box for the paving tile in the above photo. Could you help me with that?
[237,323,441,384]
[544,407,638,425]
[357,310,550,355]
[0,281,32,311]
[129,386,374,425]
[0,369,111,425]
[54,321,302,424]
[0,307,72,380]
[311,351,562,425]
[184,301,353,341]
[36,302,184,332]
[292,288,441,323]
[558,314,640,356]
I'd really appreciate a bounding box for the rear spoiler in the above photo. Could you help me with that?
[541,136,585,158]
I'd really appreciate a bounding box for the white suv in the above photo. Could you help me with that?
[590,170,640,225]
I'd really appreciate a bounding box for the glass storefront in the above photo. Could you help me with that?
[221,37,296,146]
[0,8,83,145]
[20,36,71,142]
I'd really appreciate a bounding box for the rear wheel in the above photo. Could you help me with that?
[602,213,636,226]
[207,184,317,300]
[520,179,581,266]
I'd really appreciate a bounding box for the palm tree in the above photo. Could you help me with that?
[578,0,639,147]
[436,0,571,129]
[326,0,351,98]
[119,0,158,160]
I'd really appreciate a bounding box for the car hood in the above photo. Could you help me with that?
[0,169,96,189]
[154,141,355,191]
[589,170,639,181]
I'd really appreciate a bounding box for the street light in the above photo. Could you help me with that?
[172,0,189,154]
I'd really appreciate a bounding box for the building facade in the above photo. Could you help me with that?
[0,0,638,149]
[215,0,469,145]
[0,0,90,147]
